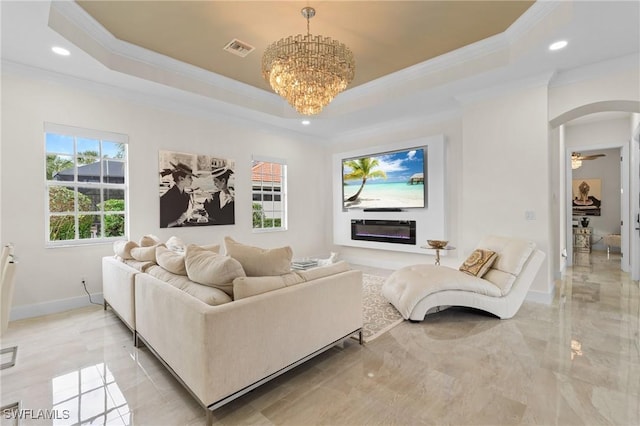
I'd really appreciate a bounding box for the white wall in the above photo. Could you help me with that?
[461,83,553,298]
[1,72,330,319]
[549,56,640,121]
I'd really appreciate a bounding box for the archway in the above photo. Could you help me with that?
[550,100,640,279]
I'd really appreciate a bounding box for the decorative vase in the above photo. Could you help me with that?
[580,217,590,228]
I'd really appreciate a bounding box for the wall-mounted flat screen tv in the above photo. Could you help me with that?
[342,147,426,210]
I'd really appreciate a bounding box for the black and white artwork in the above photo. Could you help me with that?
[159,150,235,228]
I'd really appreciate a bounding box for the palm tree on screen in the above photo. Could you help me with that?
[343,157,387,202]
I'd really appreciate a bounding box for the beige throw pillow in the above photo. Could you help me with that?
[131,243,165,262]
[113,240,139,259]
[224,237,292,276]
[185,245,245,296]
[139,234,162,247]
[165,236,186,252]
[156,246,187,275]
[459,249,498,277]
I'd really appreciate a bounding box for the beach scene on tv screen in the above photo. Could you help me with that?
[343,148,425,209]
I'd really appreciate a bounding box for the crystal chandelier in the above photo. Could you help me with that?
[261,7,355,115]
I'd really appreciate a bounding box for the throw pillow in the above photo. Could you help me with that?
[156,245,187,275]
[113,240,138,259]
[131,243,165,262]
[139,234,162,247]
[224,237,292,276]
[459,249,498,277]
[165,236,186,252]
[184,244,246,296]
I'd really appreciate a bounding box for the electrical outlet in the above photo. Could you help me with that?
[81,277,86,286]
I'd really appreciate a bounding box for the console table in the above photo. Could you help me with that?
[573,227,592,253]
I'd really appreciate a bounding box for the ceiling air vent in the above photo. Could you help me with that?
[223,39,255,58]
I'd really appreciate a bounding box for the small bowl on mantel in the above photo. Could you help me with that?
[427,240,448,249]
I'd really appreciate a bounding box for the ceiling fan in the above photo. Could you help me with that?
[571,152,605,169]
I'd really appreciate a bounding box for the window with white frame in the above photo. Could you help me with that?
[252,156,287,231]
[45,123,128,246]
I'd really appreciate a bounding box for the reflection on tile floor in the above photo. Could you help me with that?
[0,251,638,425]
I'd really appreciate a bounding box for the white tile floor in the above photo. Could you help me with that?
[1,251,638,425]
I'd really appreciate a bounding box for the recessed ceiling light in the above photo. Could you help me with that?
[301,120,311,126]
[549,40,568,51]
[52,46,70,56]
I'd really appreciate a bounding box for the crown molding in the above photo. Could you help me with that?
[1,59,325,141]
[454,71,555,107]
[48,0,561,122]
[328,1,560,115]
[549,53,640,88]
[329,108,461,145]
[504,0,561,41]
[49,1,291,118]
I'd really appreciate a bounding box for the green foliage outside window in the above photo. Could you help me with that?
[48,187,94,241]
[252,203,281,229]
[101,199,125,237]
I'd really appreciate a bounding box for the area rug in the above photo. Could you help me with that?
[361,274,404,343]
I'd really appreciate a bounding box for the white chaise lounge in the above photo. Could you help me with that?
[382,236,545,322]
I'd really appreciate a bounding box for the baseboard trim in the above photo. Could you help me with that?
[526,288,554,305]
[10,293,104,321]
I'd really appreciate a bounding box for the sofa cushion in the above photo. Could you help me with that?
[483,269,517,296]
[145,265,232,306]
[113,240,138,260]
[139,234,162,247]
[295,261,350,281]
[185,245,245,296]
[131,243,165,262]
[459,249,497,277]
[476,236,535,276]
[224,237,292,276]
[233,272,304,300]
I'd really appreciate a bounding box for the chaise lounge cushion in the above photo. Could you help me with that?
[224,237,292,276]
[382,265,502,319]
[479,236,534,276]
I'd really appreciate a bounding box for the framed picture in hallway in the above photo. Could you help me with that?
[572,178,601,216]
[159,150,235,228]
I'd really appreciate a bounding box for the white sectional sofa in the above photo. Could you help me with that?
[102,236,362,423]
